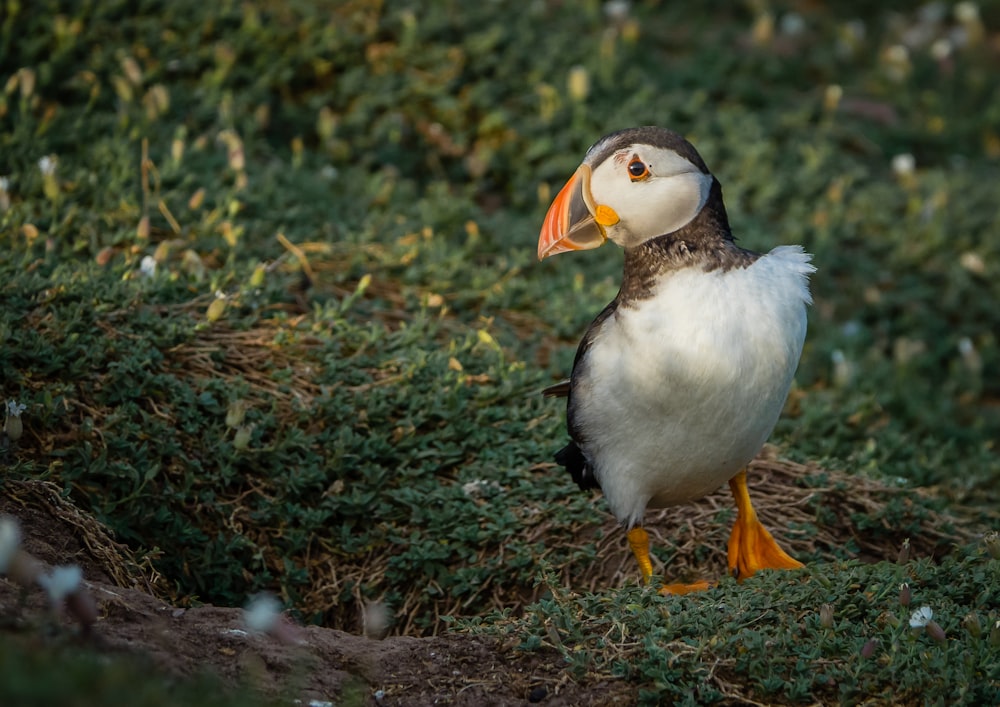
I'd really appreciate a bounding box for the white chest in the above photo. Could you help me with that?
[573,246,813,526]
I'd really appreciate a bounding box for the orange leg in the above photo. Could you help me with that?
[627,526,654,583]
[626,526,712,595]
[727,468,803,580]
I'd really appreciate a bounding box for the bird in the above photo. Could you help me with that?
[537,126,814,594]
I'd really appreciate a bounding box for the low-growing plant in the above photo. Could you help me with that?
[1,1,999,702]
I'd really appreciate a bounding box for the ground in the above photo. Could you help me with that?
[0,456,977,706]
[0,477,630,706]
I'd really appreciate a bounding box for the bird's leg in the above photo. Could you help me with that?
[626,526,712,595]
[626,526,654,584]
[727,468,804,580]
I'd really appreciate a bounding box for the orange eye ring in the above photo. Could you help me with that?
[627,156,649,181]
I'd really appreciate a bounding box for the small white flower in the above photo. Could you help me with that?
[841,320,861,338]
[931,38,952,61]
[362,600,390,639]
[462,479,502,498]
[244,592,305,645]
[139,255,157,278]
[603,1,630,21]
[0,516,21,573]
[918,2,948,24]
[957,336,983,374]
[949,26,970,50]
[831,349,854,387]
[243,592,282,633]
[885,44,909,65]
[4,401,26,442]
[892,153,915,176]
[960,251,985,274]
[883,44,911,81]
[910,605,934,629]
[38,155,57,176]
[779,12,806,36]
[38,565,83,604]
[955,1,980,23]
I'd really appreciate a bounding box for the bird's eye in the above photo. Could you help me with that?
[627,156,649,181]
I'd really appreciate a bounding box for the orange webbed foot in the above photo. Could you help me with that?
[727,468,804,580]
[659,580,713,596]
[627,527,713,595]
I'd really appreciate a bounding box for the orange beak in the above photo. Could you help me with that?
[537,165,608,260]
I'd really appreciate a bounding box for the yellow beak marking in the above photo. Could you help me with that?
[595,204,620,226]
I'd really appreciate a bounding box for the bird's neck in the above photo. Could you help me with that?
[618,179,758,303]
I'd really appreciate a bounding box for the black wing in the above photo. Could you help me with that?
[546,300,619,492]
[554,439,598,490]
[541,380,570,398]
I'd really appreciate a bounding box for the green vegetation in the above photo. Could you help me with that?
[0,636,280,707]
[464,538,1000,705]
[2,0,998,703]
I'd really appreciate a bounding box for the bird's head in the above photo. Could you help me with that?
[538,127,715,259]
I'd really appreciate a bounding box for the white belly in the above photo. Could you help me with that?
[573,246,813,527]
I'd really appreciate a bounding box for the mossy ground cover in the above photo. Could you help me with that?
[1,1,999,704]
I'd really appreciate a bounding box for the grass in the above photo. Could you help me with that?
[0,634,281,707]
[2,0,1000,703]
[461,538,1000,705]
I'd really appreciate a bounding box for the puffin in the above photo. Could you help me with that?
[538,126,814,594]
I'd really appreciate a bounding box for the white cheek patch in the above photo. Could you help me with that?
[624,171,711,241]
[590,147,713,246]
